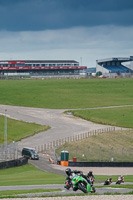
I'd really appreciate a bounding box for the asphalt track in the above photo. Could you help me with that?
[0,104,126,150]
[0,183,133,197]
[29,155,133,176]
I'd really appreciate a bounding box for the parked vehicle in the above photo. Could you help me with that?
[22,147,39,160]
[116,176,124,184]
[104,178,112,185]
[64,168,96,193]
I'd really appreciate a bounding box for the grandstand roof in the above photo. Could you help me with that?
[97,56,133,64]
[0,60,79,64]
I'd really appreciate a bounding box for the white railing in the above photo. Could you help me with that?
[35,126,126,153]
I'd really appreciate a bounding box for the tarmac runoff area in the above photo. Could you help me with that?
[0,104,129,150]
[51,163,133,175]
[29,154,133,176]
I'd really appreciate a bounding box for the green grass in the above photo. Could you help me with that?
[0,115,50,144]
[0,78,133,109]
[56,130,133,162]
[0,164,65,186]
[0,78,133,144]
[0,189,61,196]
[71,106,133,128]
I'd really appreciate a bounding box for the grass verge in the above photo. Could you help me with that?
[0,115,50,144]
[56,129,133,162]
[0,164,65,186]
[71,106,133,128]
[0,78,133,109]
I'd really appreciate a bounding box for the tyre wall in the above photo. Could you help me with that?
[0,157,28,170]
[69,162,133,167]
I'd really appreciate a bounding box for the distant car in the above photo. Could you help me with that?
[22,147,39,160]
[99,75,107,78]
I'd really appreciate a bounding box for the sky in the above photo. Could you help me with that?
[0,0,133,67]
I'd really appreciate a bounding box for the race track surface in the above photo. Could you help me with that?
[0,104,124,150]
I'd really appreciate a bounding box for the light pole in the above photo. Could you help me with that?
[4,109,7,147]
[80,57,82,66]
[4,109,7,160]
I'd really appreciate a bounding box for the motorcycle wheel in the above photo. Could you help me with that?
[78,182,88,193]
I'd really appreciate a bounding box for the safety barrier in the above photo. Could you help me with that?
[0,157,28,170]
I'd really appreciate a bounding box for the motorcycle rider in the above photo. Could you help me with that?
[118,175,124,182]
[120,175,124,182]
[65,168,84,191]
[116,175,124,184]
[104,177,112,185]
[87,171,94,177]
[87,171,95,185]
[64,168,71,189]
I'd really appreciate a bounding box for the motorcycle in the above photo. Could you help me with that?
[104,178,112,185]
[65,173,95,193]
[116,176,124,184]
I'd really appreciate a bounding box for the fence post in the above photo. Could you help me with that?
[110,147,114,162]
[121,147,124,162]
[73,136,74,142]
[56,140,58,147]
[44,144,46,152]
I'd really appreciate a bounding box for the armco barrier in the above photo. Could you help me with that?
[0,157,28,170]
[69,161,133,167]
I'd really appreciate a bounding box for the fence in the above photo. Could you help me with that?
[34,126,128,154]
[0,142,18,162]
[0,126,132,162]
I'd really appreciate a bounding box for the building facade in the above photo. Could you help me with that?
[0,60,87,77]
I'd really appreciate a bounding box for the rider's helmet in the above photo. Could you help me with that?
[65,168,71,176]
[88,171,93,176]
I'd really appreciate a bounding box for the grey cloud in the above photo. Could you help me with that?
[0,0,133,31]
[0,25,133,65]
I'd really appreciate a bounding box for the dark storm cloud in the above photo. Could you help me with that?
[0,0,133,31]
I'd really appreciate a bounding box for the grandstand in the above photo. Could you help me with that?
[96,56,133,77]
[0,60,87,78]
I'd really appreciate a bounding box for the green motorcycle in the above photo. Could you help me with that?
[64,169,96,193]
